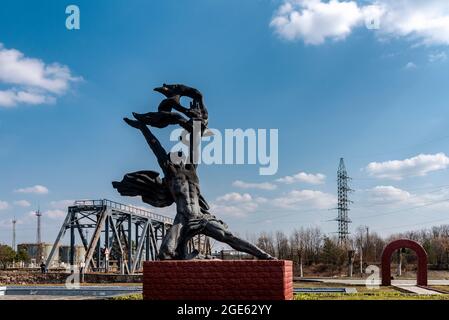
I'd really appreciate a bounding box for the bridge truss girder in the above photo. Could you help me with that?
[46,200,210,274]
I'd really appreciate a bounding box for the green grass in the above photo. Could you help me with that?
[294,291,449,300]
[108,291,449,301]
[86,281,449,301]
[110,292,449,301]
[429,286,449,293]
[294,281,449,299]
[110,293,143,300]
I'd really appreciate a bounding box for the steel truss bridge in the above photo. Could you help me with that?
[46,199,211,274]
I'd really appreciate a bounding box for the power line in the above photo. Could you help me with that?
[374,217,449,232]
[352,172,449,181]
[391,184,449,192]
[249,184,449,227]
[350,185,449,210]
[352,197,449,221]
[0,226,38,230]
[254,216,325,226]
[350,132,449,160]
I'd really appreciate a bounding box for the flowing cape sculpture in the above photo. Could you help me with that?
[113,84,274,260]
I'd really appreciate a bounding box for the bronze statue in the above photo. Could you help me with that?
[133,83,209,135]
[113,84,274,260]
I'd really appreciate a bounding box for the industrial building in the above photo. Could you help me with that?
[17,243,56,267]
[16,243,86,267]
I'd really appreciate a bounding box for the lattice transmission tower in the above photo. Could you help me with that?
[335,158,353,245]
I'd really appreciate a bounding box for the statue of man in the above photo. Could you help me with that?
[113,117,274,260]
[133,83,209,136]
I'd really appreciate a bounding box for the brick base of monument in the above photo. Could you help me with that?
[143,260,293,300]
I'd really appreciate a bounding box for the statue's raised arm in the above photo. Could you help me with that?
[133,83,209,136]
[124,117,169,172]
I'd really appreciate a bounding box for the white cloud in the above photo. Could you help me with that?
[356,185,449,217]
[271,0,449,46]
[365,153,449,180]
[410,187,449,209]
[0,90,56,108]
[49,200,74,209]
[8,210,41,227]
[24,208,65,220]
[270,0,364,45]
[365,186,411,204]
[429,51,447,63]
[405,61,417,69]
[216,192,254,203]
[0,200,9,210]
[14,200,31,207]
[211,184,335,217]
[14,185,49,194]
[211,203,258,218]
[211,192,266,217]
[232,180,277,190]
[27,210,38,218]
[0,43,81,108]
[45,209,66,219]
[276,171,326,185]
[376,0,449,46]
[130,203,176,217]
[272,189,336,209]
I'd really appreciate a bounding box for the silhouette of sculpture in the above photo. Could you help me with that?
[133,83,209,136]
[113,84,274,260]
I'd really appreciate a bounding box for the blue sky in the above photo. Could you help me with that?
[1,0,449,247]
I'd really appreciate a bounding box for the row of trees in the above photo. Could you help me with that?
[389,225,449,269]
[252,225,449,276]
[0,245,29,269]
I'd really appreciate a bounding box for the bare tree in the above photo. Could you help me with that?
[252,223,449,273]
[256,232,276,257]
[275,231,290,260]
[290,229,305,277]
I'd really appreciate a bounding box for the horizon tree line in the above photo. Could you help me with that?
[251,224,449,276]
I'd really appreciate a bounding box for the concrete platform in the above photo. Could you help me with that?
[394,285,442,295]
[294,287,357,293]
[0,285,142,298]
[299,278,449,286]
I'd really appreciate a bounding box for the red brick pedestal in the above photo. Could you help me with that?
[143,260,293,300]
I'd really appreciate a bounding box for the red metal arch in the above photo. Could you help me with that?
[381,239,428,286]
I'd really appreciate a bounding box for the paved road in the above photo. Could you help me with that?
[300,278,449,286]
[394,285,442,295]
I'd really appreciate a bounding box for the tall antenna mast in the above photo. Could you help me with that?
[335,158,353,245]
[12,217,17,251]
[36,207,42,244]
